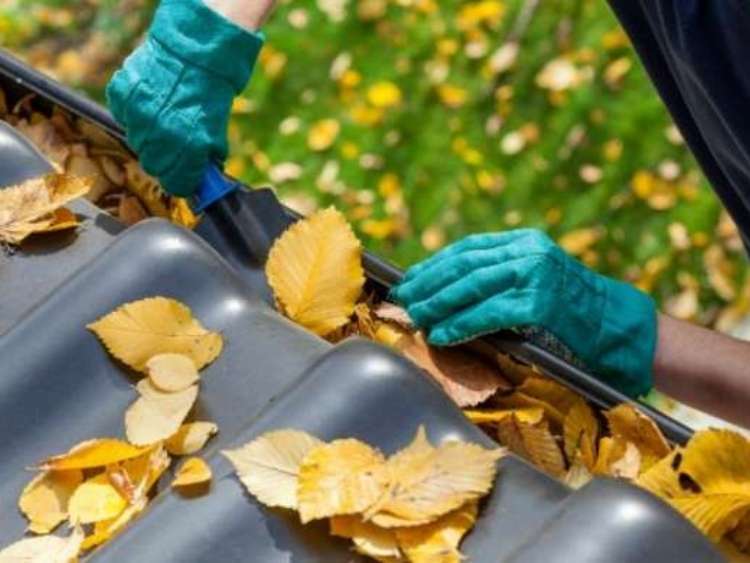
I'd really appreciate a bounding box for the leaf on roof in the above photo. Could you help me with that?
[87,296,223,372]
[266,207,365,337]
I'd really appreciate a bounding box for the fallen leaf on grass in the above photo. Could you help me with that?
[298,439,389,523]
[365,426,503,528]
[87,296,223,372]
[146,353,199,392]
[266,207,365,336]
[165,422,218,455]
[0,526,83,563]
[398,332,509,407]
[19,470,83,534]
[38,438,149,471]
[223,429,323,510]
[124,380,199,446]
[172,457,212,488]
[0,174,90,244]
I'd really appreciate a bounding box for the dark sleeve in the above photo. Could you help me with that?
[608,0,750,247]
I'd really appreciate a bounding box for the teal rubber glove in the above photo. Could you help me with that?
[391,229,657,398]
[106,0,264,197]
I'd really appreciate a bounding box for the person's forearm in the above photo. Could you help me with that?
[204,0,275,31]
[653,314,750,428]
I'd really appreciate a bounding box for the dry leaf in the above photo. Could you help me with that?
[81,447,170,551]
[223,429,323,510]
[68,472,128,524]
[123,160,170,218]
[266,207,365,336]
[372,302,414,329]
[125,380,199,446]
[87,296,223,372]
[493,390,566,429]
[39,439,149,471]
[609,442,642,480]
[18,470,83,534]
[517,378,580,417]
[45,208,79,233]
[640,430,750,541]
[0,174,90,244]
[366,427,503,528]
[604,404,670,469]
[493,353,539,386]
[297,438,389,523]
[396,501,478,563]
[563,399,598,469]
[172,457,212,488]
[146,353,199,392]
[464,407,544,426]
[169,198,199,229]
[398,332,509,407]
[564,452,594,490]
[496,415,566,478]
[330,515,402,560]
[165,422,218,455]
[0,526,83,563]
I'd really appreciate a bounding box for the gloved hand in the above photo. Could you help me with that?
[391,229,657,397]
[106,0,265,197]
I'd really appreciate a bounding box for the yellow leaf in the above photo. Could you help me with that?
[87,296,223,372]
[604,404,670,469]
[609,442,642,480]
[222,429,323,510]
[493,391,566,429]
[18,470,83,534]
[0,526,83,563]
[463,407,544,426]
[396,501,478,563]
[165,422,219,455]
[44,207,79,233]
[298,438,389,523]
[266,208,365,336]
[0,173,90,244]
[39,439,149,471]
[592,436,625,476]
[366,427,503,527]
[563,399,598,469]
[564,451,594,490]
[123,160,170,218]
[517,378,581,417]
[436,84,468,109]
[330,515,403,560]
[558,228,600,256]
[636,448,682,497]
[169,197,199,229]
[398,332,509,407]
[146,353,199,392]
[307,119,340,151]
[172,457,212,488]
[124,380,199,446]
[68,473,128,524]
[496,415,566,478]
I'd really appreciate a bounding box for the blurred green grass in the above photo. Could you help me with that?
[4,0,749,330]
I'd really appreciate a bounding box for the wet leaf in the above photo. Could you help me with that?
[165,422,218,456]
[266,207,365,336]
[366,427,503,527]
[87,296,223,372]
[298,438,389,523]
[18,470,83,534]
[223,429,323,510]
[172,457,212,488]
[0,174,90,244]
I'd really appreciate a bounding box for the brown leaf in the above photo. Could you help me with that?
[398,332,509,407]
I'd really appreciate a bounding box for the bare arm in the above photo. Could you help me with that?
[204,0,276,31]
[653,314,750,429]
